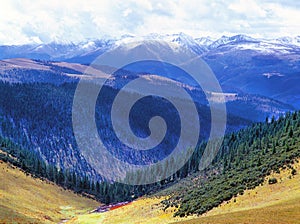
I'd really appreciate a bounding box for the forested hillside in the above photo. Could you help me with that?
[1,102,299,218]
[0,81,250,181]
[159,111,300,217]
[0,135,154,204]
[51,110,300,224]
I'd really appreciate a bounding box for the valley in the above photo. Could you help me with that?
[1,106,299,223]
[1,154,299,223]
[1,33,300,223]
[2,0,300,223]
[64,158,300,224]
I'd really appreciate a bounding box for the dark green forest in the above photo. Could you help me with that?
[161,111,300,217]
[0,136,139,203]
[0,81,249,180]
[1,107,300,214]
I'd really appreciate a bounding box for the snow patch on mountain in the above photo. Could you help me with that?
[263,72,284,78]
[235,42,294,54]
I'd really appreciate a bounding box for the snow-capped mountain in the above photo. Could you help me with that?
[195,37,214,47]
[273,36,300,46]
[161,33,207,54]
[1,33,300,108]
[0,38,116,62]
[1,33,300,61]
[201,35,300,109]
[207,34,258,49]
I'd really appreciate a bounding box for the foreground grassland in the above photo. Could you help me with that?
[66,159,300,224]
[1,111,300,223]
[66,197,186,224]
[0,160,99,223]
[1,157,299,224]
[178,159,300,224]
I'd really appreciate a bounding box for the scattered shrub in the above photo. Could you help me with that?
[268,177,278,185]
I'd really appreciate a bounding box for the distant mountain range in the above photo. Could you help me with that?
[1,33,300,61]
[1,33,300,109]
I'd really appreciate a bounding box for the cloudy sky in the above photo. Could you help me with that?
[0,0,300,45]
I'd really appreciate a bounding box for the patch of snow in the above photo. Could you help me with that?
[263,72,284,78]
[235,42,293,54]
[81,41,96,50]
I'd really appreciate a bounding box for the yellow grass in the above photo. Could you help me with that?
[178,159,300,224]
[67,196,197,224]
[0,160,99,223]
[3,155,298,224]
[69,159,300,224]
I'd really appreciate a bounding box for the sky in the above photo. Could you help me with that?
[0,0,300,45]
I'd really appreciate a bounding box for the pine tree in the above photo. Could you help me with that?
[289,128,293,138]
[272,143,276,154]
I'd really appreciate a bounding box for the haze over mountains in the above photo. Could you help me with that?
[0,33,299,182]
[1,0,300,222]
[1,33,300,110]
[1,32,300,223]
[2,33,300,61]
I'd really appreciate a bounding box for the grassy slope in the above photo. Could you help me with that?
[67,196,195,224]
[67,159,300,224]
[67,197,169,224]
[178,159,300,224]
[1,159,298,224]
[0,160,99,224]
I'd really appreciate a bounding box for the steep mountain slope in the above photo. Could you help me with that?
[0,81,249,181]
[65,115,300,224]
[61,110,300,223]
[0,57,293,183]
[0,160,99,224]
[178,160,300,224]
[158,111,300,217]
[66,159,300,224]
[203,37,300,108]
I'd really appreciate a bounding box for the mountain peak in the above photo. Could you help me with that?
[209,34,258,49]
[229,34,257,42]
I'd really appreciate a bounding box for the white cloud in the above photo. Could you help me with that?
[0,0,299,45]
[229,0,267,18]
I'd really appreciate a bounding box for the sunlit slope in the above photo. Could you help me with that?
[67,159,300,224]
[66,196,190,224]
[178,159,300,224]
[0,160,99,223]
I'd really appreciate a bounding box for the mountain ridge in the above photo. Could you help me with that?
[1,33,299,108]
[1,33,300,61]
